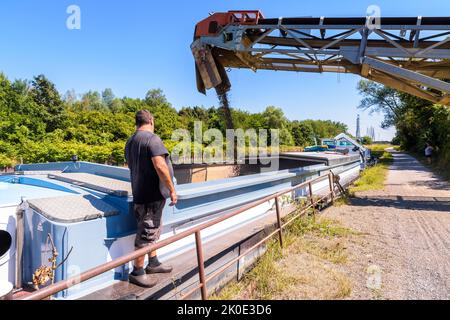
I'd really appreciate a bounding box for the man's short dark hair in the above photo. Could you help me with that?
[135,110,154,128]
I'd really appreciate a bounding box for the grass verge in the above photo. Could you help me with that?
[350,151,393,194]
[364,144,395,153]
[211,214,358,300]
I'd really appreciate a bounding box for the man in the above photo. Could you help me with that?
[425,143,434,165]
[125,110,177,288]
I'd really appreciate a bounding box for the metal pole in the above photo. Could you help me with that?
[308,181,316,218]
[274,197,283,248]
[308,182,314,206]
[328,172,335,203]
[15,207,24,290]
[195,231,207,300]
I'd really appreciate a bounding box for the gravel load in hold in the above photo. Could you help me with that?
[322,150,450,299]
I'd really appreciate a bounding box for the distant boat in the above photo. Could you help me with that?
[304,145,329,152]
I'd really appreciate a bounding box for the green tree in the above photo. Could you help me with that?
[360,136,373,145]
[262,106,287,129]
[145,88,169,107]
[179,106,211,134]
[357,80,403,128]
[0,72,359,167]
[102,88,115,109]
[291,121,314,146]
[358,79,450,171]
[30,74,65,131]
[81,90,105,111]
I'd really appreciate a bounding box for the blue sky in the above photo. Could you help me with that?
[1,0,449,140]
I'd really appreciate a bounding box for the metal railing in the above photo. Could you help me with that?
[21,171,341,301]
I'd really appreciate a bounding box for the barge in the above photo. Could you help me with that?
[0,151,360,300]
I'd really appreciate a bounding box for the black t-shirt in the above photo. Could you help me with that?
[125,131,173,204]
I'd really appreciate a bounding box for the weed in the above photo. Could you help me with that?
[350,151,393,193]
[293,239,348,264]
[211,214,357,300]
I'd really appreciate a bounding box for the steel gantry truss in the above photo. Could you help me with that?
[192,11,450,106]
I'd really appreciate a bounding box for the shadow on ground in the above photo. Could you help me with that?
[349,196,450,213]
[389,154,431,171]
[387,153,449,191]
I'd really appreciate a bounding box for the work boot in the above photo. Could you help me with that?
[146,257,173,274]
[128,268,157,288]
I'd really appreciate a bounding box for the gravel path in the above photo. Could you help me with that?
[323,150,450,299]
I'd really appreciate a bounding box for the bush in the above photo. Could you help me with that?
[360,136,373,145]
[0,154,13,169]
[0,72,351,168]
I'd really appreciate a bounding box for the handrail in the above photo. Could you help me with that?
[21,171,339,300]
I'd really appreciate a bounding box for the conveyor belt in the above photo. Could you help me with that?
[48,173,131,197]
[258,16,450,26]
[193,11,450,106]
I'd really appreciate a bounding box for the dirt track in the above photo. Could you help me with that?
[322,150,450,299]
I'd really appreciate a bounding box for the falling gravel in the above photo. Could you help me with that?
[216,86,234,130]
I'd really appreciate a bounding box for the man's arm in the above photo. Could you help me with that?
[152,156,177,206]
